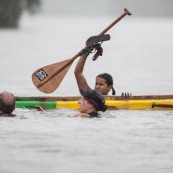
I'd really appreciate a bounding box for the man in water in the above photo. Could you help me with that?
[74,88,108,118]
[0,91,15,116]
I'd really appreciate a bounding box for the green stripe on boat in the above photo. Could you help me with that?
[16,101,57,109]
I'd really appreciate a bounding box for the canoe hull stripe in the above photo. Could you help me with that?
[16,99,173,110]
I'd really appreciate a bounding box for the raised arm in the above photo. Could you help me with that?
[74,54,91,90]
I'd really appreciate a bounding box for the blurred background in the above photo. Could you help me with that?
[0,0,173,96]
[41,0,173,17]
[1,0,173,28]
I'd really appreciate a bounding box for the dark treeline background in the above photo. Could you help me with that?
[0,0,173,28]
[0,0,41,28]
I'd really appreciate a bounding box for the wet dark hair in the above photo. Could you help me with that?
[0,94,15,114]
[80,88,108,112]
[96,73,115,95]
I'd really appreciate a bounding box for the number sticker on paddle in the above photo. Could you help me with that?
[32,8,131,93]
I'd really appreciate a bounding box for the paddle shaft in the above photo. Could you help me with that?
[37,8,131,89]
[152,102,173,108]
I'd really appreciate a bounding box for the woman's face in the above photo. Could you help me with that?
[78,96,90,113]
[95,77,112,95]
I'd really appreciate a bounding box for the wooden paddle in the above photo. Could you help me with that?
[32,8,132,93]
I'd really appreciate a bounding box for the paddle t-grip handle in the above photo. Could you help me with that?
[99,8,131,35]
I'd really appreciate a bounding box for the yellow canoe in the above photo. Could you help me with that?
[15,95,173,110]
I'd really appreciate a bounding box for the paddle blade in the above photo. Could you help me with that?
[32,59,72,93]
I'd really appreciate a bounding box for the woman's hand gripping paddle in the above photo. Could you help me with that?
[32,8,131,93]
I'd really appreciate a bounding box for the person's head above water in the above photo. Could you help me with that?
[0,91,15,116]
[95,73,115,95]
[74,53,116,96]
[80,88,108,112]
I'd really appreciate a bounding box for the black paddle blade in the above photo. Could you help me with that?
[32,59,72,93]
[86,34,111,46]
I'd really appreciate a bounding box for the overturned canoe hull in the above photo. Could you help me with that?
[15,95,173,110]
